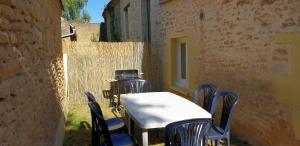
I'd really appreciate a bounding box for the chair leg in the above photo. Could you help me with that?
[215,140,220,146]
[109,99,113,107]
[227,137,230,146]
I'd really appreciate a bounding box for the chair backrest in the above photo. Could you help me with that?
[84,92,104,117]
[84,91,97,102]
[124,79,152,93]
[165,118,211,146]
[110,80,127,96]
[194,84,217,112]
[210,90,239,133]
[102,90,112,99]
[88,102,113,146]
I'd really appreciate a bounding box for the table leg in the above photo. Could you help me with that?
[128,114,131,135]
[142,129,148,146]
[130,119,135,135]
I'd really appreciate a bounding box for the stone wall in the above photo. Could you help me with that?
[119,0,143,41]
[61,18,100,43]
[104,0,148,41]
[71,23,100,43]
[0,0,65,145]
[150,0,300,145]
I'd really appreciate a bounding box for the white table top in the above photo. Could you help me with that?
[120,92,212,129]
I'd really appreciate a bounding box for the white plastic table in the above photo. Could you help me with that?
[120,92,212,146]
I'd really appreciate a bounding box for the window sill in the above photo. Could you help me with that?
[169,85,189,96]
[159,0,173,5]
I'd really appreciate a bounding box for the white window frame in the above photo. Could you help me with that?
[175,39,189,89]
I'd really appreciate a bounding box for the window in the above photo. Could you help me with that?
[124,4,130,40]
[175,40,188,89]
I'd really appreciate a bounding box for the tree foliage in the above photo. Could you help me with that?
[62,0,91,23]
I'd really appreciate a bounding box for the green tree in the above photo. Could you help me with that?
[62,0,91,23]
[82,10,91,23]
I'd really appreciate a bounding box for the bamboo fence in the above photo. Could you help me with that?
[65,42,146,104]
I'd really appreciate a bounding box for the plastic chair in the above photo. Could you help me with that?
[84,92,128,145]
[88,102,138,146]
[85,91,97,102]
[193,83,217,112]
[124,79,152,94]
[207,91,240,146]
[103,90,115,107]
[124,79,152,135]
[165,118,211,146]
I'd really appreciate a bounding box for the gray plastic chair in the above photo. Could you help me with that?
[193,83,217,112]
[207,91,240,146]
[165,118,211,146]
[124,79,152,94]
[88,102,137,146]
[124,79,152,135]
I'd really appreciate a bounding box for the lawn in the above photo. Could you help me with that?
[63,100,251,146]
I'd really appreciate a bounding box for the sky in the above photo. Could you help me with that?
[86,0,110,23]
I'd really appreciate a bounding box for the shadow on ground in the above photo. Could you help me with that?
[63,103,251,146]
[63,104,92,146]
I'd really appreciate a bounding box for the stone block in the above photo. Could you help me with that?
[9,32,19,44]
[0,31,9,44]
[0,17,10,30]
[10,21,31,32]
[0,0,16,6]
[0,4,14,20]
[0,60,22,81]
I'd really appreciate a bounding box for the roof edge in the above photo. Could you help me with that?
[102,1,113,17]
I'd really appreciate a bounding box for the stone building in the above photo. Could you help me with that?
[103,0,300,145]
[0,0,65,145]
[102,0,150,42]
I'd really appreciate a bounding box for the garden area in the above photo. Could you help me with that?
[63,100,251,146]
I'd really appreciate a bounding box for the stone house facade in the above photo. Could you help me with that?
[0,0,65,145]
[102,0,150,42]
[103,0,300,145]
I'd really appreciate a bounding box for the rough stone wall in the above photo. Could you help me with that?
[150,0,300,145]
[103,11,112,41]
[103,0,150,42]
[71,23,100,43]
[119,0,143,41]
[61,18,100,43]
[0,0,65,145]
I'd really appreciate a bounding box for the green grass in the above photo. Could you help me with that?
[63,102,251,146]
[63,101,120,146]
[63,104,91,146]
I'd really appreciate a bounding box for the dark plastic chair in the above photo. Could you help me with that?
[207,91,240,146]
[124,79,152,94]
[193,83,217,112]
[88,102,138,146]
[85,91,97,102]
[103,90,115,107]
[84,92,128,145]
[165,118,211,146]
